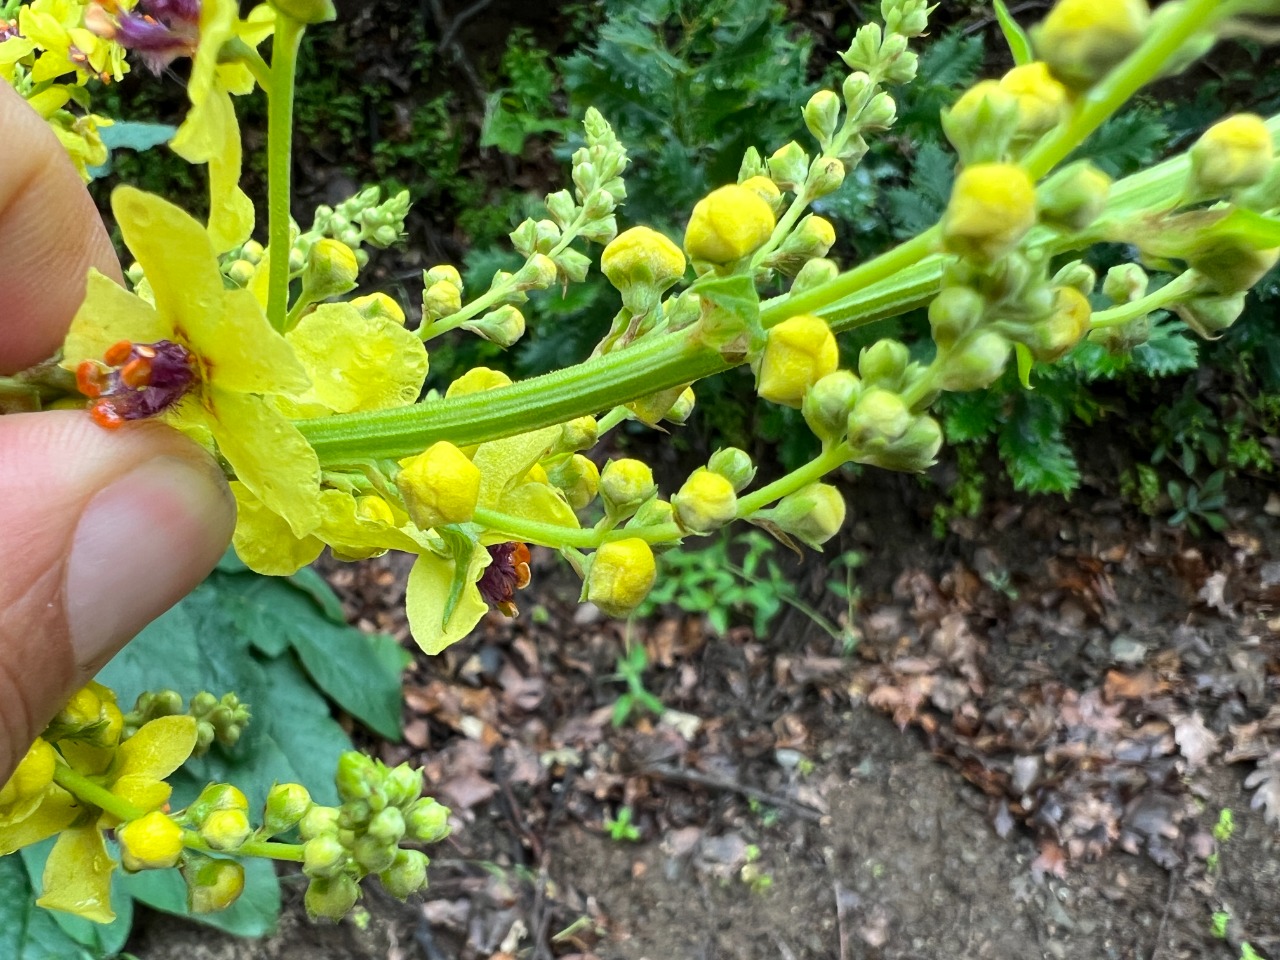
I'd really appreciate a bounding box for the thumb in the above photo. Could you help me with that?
[0,411,234,776]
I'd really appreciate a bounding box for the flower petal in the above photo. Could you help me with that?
[37,824,116,923]
[230,481,325,575]
[199,288,310,396]
[405,551,489,655]
[62,270,170,367]
[116,715,198,781]
[473,426,561,509]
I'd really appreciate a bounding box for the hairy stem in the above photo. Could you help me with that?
[266,14,305,332]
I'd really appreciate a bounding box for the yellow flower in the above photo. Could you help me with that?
[62,187,322,538]
[397,441,482,531]
[21,0,128,85]
[942,163,1038,263]
[755,314,840,408]
[684,184,777,264]
[586,538,657,617]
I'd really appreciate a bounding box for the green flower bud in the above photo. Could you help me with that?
[553,247,592,283]
[602,227,687,295]
[335,752,378,803]
[463,305,525,347]
[673,468,738,535]
[188,783,248,827]
[999,62,1069,139]
[1103,263,1148,304]
[630,497,676,529]
[762,483,846,548]
[201,808,251,852]
[585,538,658,617]
[942,81,1020,163]
[1032,0,1149,89]
[516,253,558,291]
[768,214,836,274]
[937,331,1011,392]
[665,386,696,424]
[1187,241,1280,295]
[546,190,577,227]
[942,163,1038,263]
[303,834,349,879]
[885,0,930,37]
[225,259,256,287]
[928,286,985,349]
[858,339,911,388]
[803,89,842,145]
[298,805,340,842]
[848,388,912,448]
[183,856,246,914]
[600,459,657,514]
[860,91,897,130]
[802,370,861,444]
[756,314,840,408]
[806,158,846,200]
[396,441,481,531]
[118,811,184,871]
[1189,114,1274,195]
[792,258,840,294]
[1037,161,1112,232]
[305,875,361,922]
[768,141,810,191]
[384,765,424,809]
[268,0,336,23]
[422,280,462,322]
[264,783,312,836]
[350,292,406,326]
[558,416,599,453]
[684,185,778,264]
[708,447,756,492]
[626,385,689,426]
[367,806,406,844]
[380,849,429,900]
[857,414,944,473]
[1174,291,1247,339]
[842,71,874,109]
[354,833,396,874]
[547,454,600,510]
[301,239,360,302]
[240,240,265,264]
[1051,260,1097,296]
[405,798,452,844]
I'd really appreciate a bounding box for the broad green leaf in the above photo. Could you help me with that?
[0,855,97,960]
[120,857,279,938]
[289,623,409,742]
[286,566,348,624]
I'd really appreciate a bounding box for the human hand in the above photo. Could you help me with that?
[0,85,234,782]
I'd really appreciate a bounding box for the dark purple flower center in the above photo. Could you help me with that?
[0,19,20,43]
[88,0,201,72]
[476,542,532,617]
[77,340,198,428]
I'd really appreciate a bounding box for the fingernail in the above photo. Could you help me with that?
[66,454,234,669]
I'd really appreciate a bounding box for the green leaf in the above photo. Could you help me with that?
[998,395,1080,494]
[120,858,280,939]
[0,855,97,960]
[286,566,348,624]
[289,625,409,742]
[993,0,1034,65]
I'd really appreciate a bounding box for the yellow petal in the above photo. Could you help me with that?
[37,824,116,923]
[405,551,489,655]
[199,288,310,396]
[116,715,198,781]
[230,481,325,575]
[503,481,580,529]
[208,389,321,538]
[0,787,79,857]
[109,774,173,816]
[171,85,254,252]
[474,426,561,508]
[62,270,170,367]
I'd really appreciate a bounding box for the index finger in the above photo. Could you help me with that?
[0,83,123,375]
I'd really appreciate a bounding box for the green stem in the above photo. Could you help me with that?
[735,443,850,518]
[221,38,273,93]
[182,832,305,863]
[1090,270,1205,329]
[472,506,682,548]
[53,766,144,822]
[266,14,306,332]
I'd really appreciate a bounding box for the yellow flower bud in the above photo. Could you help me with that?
[684,184,777,264]
[351,292,406,326]
[937,331,1012,392]
[756,314,840,408]
[942,81,1020,161]
[184,857,246,914]
[305,875,360,921]
[766,483,846,548]
[740,175,783,212]
[601,226,687,293]
[559,415,599,453]
[666,386,696,424]
[600,459,656,514]
[1037,161,1112,232]
[586,538,657,618]
[999,62,1069,138]
[301,239,360,301]
[626,385,688,425]
[1,738,56,805]
[201,808,252,852]
[546,453,600,510]
[942,163,1038,263]
[422,280,463,321]
[1189,114,1275,195]
[673,467,738,535]
[446,367,512,398]
[118,811,184,871]
[396,441,481,531]
[1032,0,1149,90]
[356,495,396,525]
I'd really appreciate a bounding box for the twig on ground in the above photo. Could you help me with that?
[640,763,826,823]
[1149,870,1179,960]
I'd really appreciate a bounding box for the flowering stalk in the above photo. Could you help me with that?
[266,12,306,331]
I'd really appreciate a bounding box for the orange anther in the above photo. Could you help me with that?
[89,402,125,429]
[103,340,133,365]
[76,361,105,399]
[120,357,153,389]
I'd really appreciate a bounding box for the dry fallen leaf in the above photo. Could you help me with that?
[1244,754,1280,827]
[1172,711,1219,770]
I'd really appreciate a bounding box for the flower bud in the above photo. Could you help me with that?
[999,62,1069,139]
[335,752,378,803]
[842,71,874,109]
[463,305,525,347]
[708,447,756,492]
[354,833,396,874]
[396,441,481,531]
[556,415,598,453]
[299,805,340,841]
[264,783,312,836]
[201,808,252,852]
[269,0,336,23]
[666,386,696,424]
[1,738,56,805]
[792,258,840,294]
[763,483,846,548]
[848,388,912,448]
[805,158,846,199]
[350,292,406,326]
[189,783,249,827]
[1037,161,1112,232]
[768,141,810,191]
[942,81,1020,163]
[602,227,687,295]
[585,538,658,617]
[942,163,1038,263]
[1024,286,1092,362]
[554,247,592,283]
[1103,263,1149,304]
[860,91,897,130]
[301,239,360,302]
[857,414,944,473]
[684,185,778,264]
[303,834,348,878]
[516,253,559,291]
[769,215,836,274]
[422,280,462,322]
[1032,0,1149,90]
[405,798,452,843]
[118,811,184,871]
[803,89,842,145]
[936,331,1012,391]
[305,875,361,921]
[626,385,689,426]
[756,314,840,408]
[1188,243,1280,296]
[380,849,429,900]
[183,856,246,914]
[239,240,264,264]
[802,370,861,444]
[740,175,783,215]
[600,459,657,514]
[1189,114,1275,196]
[546,454,600,510]
[367,806,406,844]
[858,339,911,388]
[446,367,511,398]
[928,286,985,349]
[673,468,738,535]
[226,259,256,287]
[1174,292,1247,340]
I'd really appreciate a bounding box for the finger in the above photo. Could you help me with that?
[0,411,234,780]
[0,83,122,374]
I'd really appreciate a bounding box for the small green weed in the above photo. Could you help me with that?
[608,640,665,728]
[604,806,641,842]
